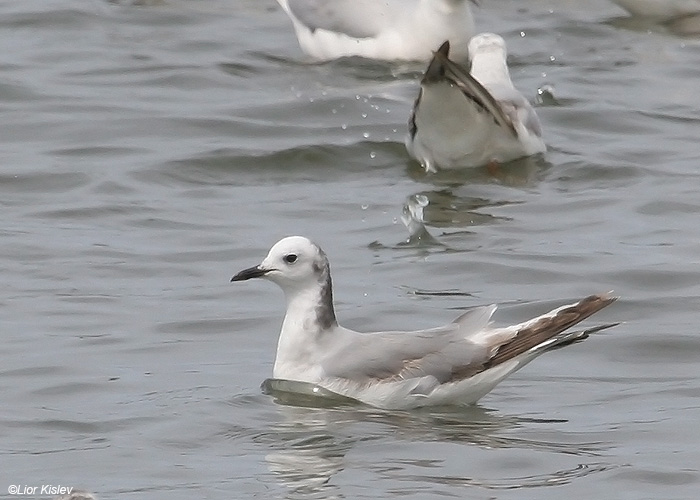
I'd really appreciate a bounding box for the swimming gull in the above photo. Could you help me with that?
[231,236,617,409]
[407,34,546,172]
[610,0,700,20]
[275,0,477,61]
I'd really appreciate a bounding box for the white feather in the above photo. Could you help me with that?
[276,0,476,61]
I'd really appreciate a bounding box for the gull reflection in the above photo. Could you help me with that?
[260,379,613,496]
[393,153,551,247]
[393,189,515,250]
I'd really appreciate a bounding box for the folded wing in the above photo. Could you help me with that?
[425,41,518,138]
[321,294,616,388]
[322,305,497,384]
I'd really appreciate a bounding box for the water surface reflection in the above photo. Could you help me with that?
[259,380,617,497]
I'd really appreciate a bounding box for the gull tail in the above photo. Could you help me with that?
[485,293,618,369]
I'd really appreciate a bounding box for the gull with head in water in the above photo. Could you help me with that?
[407,34,546,173]
[231,236,617,410]
[274,0,476,62]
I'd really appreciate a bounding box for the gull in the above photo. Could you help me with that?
[55,492,96,500]
[610,0,700,20]
[406,34,546,173]
[231,236,618,410]
[274,0,477,62]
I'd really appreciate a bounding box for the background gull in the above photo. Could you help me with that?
[610,0,700,20]
[231,236,618,410]
[407,34,546,173]
[274,0,477,61]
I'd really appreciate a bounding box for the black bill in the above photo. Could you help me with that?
[231,266,268,282]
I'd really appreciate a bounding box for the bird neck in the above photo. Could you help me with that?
[283,278,337,331]
[470,52,512,89]
[273,279,337,381]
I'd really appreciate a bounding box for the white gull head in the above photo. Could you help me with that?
[467,32,511,89]
[235,236,332,294]
[232,236,336,327]
[468,31,507,56]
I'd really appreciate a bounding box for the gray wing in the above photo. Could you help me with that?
[425,41,518,138]
[322,305,497,384]
[287,0,401,38]
[488,86,543,138]
[321,294,617,386]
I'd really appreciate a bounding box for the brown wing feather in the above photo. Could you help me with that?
[485,294,617,369]
[425,41,518,138]
[328,294,616,387]
[446,294,616,383]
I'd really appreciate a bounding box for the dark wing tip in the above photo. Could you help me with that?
[485,293,618,368]
[423,41,452,83]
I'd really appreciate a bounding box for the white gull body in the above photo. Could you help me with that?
[231,236,617,410]
[275,0,476,61]
[407,34,546,172]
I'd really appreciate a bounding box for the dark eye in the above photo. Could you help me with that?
[284,254,298,264]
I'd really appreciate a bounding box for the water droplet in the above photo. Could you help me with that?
[536,84,557,105]
[341,124,347,130]
[362,132,370,138]
[538,84,554,96]
[369,151,376,159]
[549,55,556,62]
[361,204,369,210]
[520,31,526,37]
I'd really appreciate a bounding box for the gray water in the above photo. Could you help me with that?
[2,0,700,498]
